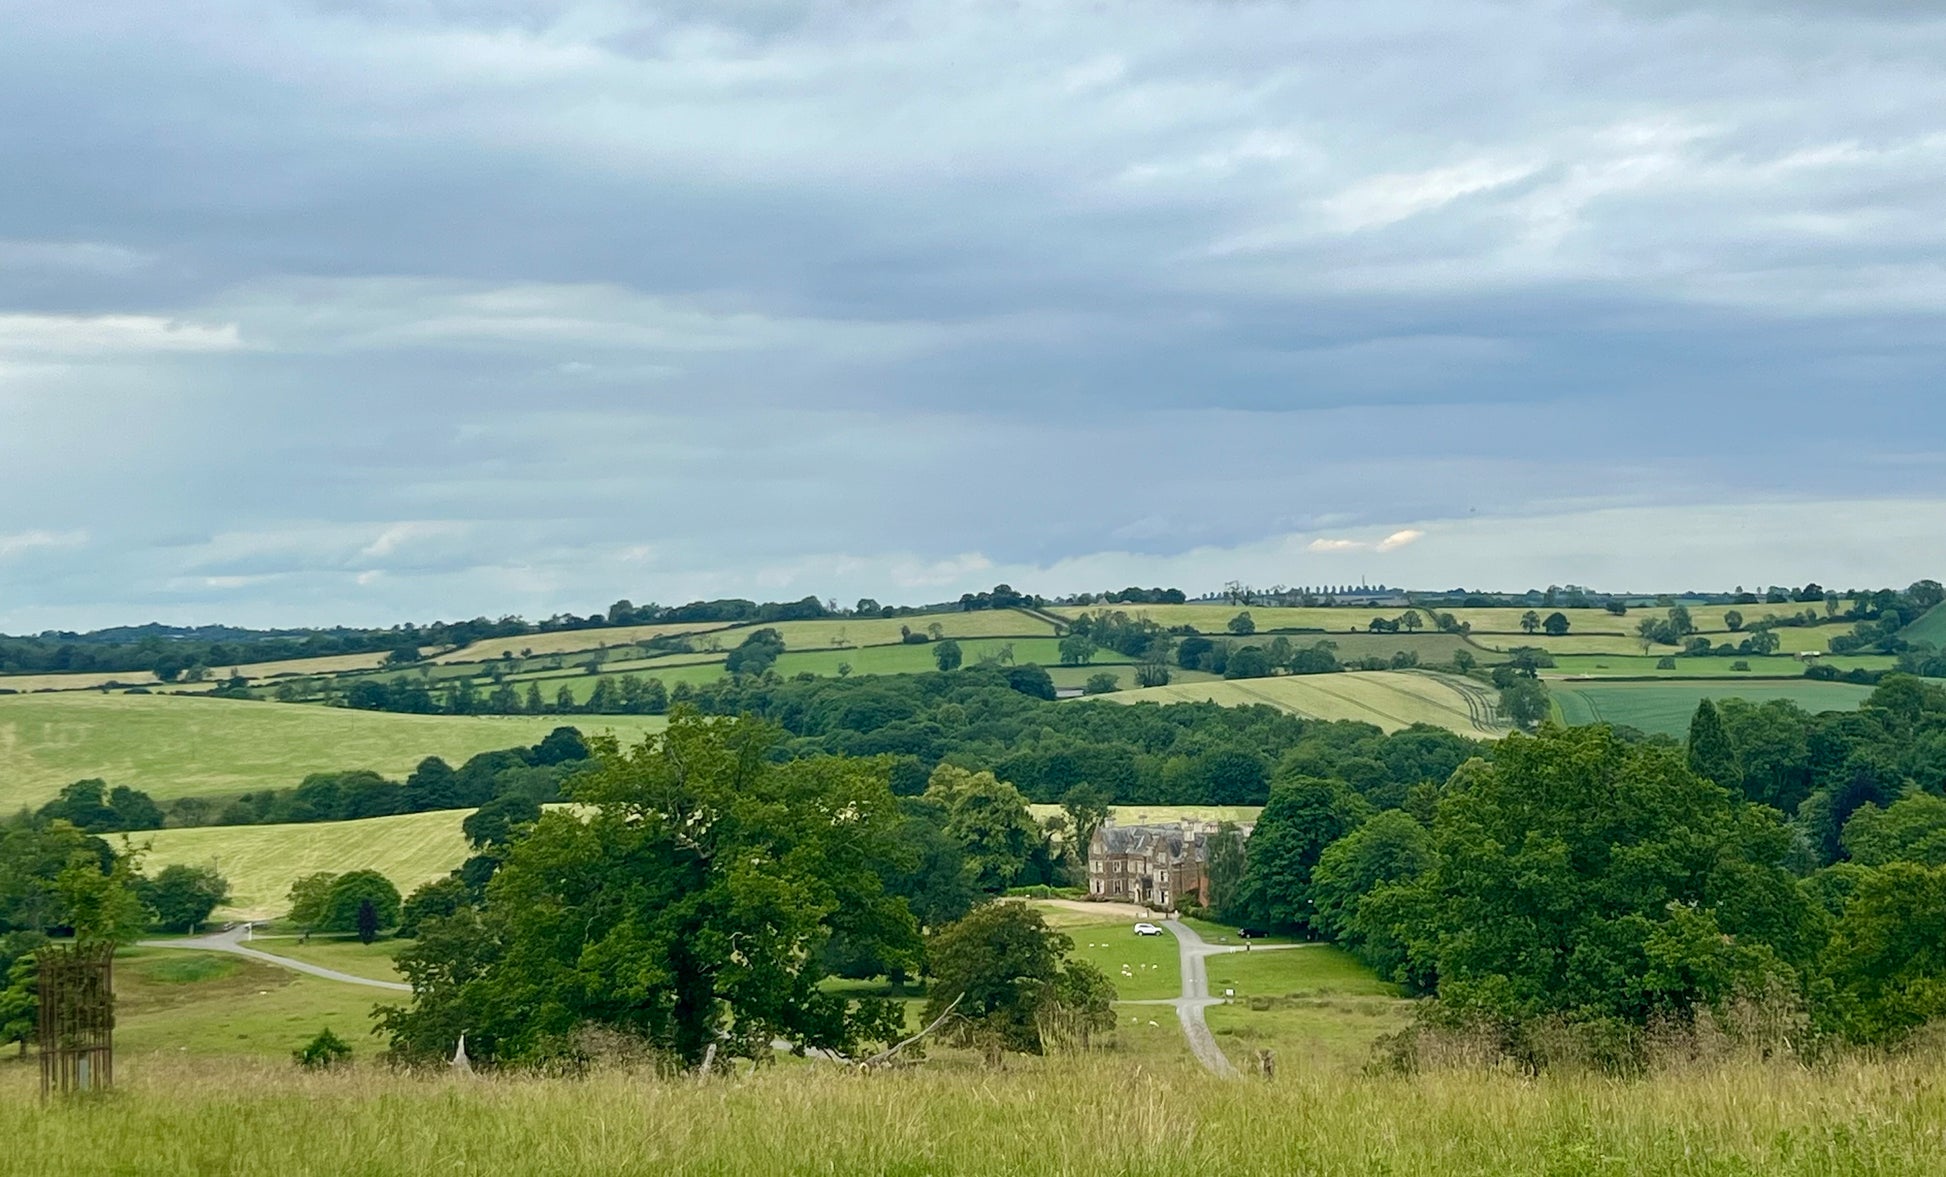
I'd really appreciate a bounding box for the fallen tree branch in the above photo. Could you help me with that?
[859,992,963,1070]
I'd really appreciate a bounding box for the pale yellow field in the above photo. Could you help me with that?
[695,610,1060,651]
[229,651,397,678]
[1467,634,1651,655]
[1094,670,1506,736]
[0,669,163,692]
[141,809,475,920]
[1027,804,1263,826]
[433,621,733,664]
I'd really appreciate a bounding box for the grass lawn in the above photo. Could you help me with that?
[0,691,664,812]
[1097,670,1505,736]
[1204,945,1399,1000]
[1066,920,1181,1001]
[113,948,389,1060]
[1106,1004,1193,1063]
[248,935,405,983]
[143,810,474,920]
[1177,916,1296,946]
[1550,679,1875,735]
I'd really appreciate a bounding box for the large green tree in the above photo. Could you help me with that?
[1233,776,1366,933]
[925,765,1040,893]
[142,864,230,933]
[1686,699,1743,793]
[1360,726,1821,1035]
[381,712,918,1068]
[922,902,1114,1061]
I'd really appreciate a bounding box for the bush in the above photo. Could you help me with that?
[1657,657,1678,670]
[1081,673,1118,695]
[294,1027,352,1069]
[1731,660,1751,671]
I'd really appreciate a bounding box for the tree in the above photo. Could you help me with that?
[143,864,230,933]
[1400,610,1423,633]
[1135,653,1172,688]
[1204,823,1248,922]
[926,765,1040,893]
[922,902,1114,1061]
[1313,809,1428,972]
[355,898,381,944]
[1227,612,1256,636]
[56,847,151,943]
[1360,726,1819,1041]
[1497,677,1550,730]
[1520,610,1541,634]
[1060,786,1112,863]
[1542,612,1570,637]
[1823,863,1946,1044]
[461,794,542,849]
[321,870,401,936]
[933,639,963,672]
[288,872,337,932]
[1724,610,1745,632]
[1223,646,1273,680]
[1841,794,1946,867]
[1057,634,1097,666]
[1686,699,1742,793]
[380,712,918,1067]
[1082,672,1118,695]
[1234,776,1364,933]
[724,628,786,676]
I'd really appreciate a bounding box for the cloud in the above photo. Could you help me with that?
[0,530,87,560]
[0,315,243,357]
[0,2,1944,627]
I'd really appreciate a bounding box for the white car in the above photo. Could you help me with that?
[1133,922,1162,936]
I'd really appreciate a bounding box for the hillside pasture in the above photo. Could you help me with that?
[1094,671,1506,736]
[111,948,387,1059]
[1550,679,1874,736]
[0,692,663,812]
[1903,602,1946,648]
[142,808,476,920]
[432,621,732,664]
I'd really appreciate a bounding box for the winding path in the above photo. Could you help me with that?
[137,926,410,992]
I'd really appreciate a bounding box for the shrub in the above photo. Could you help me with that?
[1731,660,1751,671]
[1657,657,1678,670]
[294,1027,352,1069]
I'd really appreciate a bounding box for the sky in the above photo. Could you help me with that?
[3,0,1945,631]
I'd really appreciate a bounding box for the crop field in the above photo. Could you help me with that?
[141,809,477,920]
[1550,680,1875,735]
[1544,654,1892,678]
[1096,671,1506,736]
[0,692,664,812]
[432,621,733,664]
[1026,804,1264,828]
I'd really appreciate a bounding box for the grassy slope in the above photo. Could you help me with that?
[142,810,475,920]
[1903,602,1946,647]
[1550,680,1874,735]
[1093,671,1506,736]
[1545,653,1892,678]
[112,948,388,1060]
[0,692,664,811]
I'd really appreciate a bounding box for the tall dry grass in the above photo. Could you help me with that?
[4,1046,1945,1176]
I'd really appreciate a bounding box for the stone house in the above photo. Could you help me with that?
[1085,820,1250,911]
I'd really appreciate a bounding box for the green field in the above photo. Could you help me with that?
[1096,671,1505,736]
[0,692,664,812]
[112,948,388,1060]
[1904,602,1946,648]
[1067,920,1181,1000]
[249,935,405,983]
[1543,653,1892,678]
[142,809,475,920]
[1550,680,1875,735]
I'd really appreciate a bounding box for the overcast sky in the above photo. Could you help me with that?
[3,0,1944,630]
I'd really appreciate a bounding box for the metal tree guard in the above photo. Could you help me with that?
[36,941,116,1099]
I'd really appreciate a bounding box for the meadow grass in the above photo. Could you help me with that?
[141,809,475,920]
[1065,921,1180,1001]
[0,692,665,811]
[1096,671,1504,736]
[6,1049,1945,1176]
[1549,679,1874,735]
